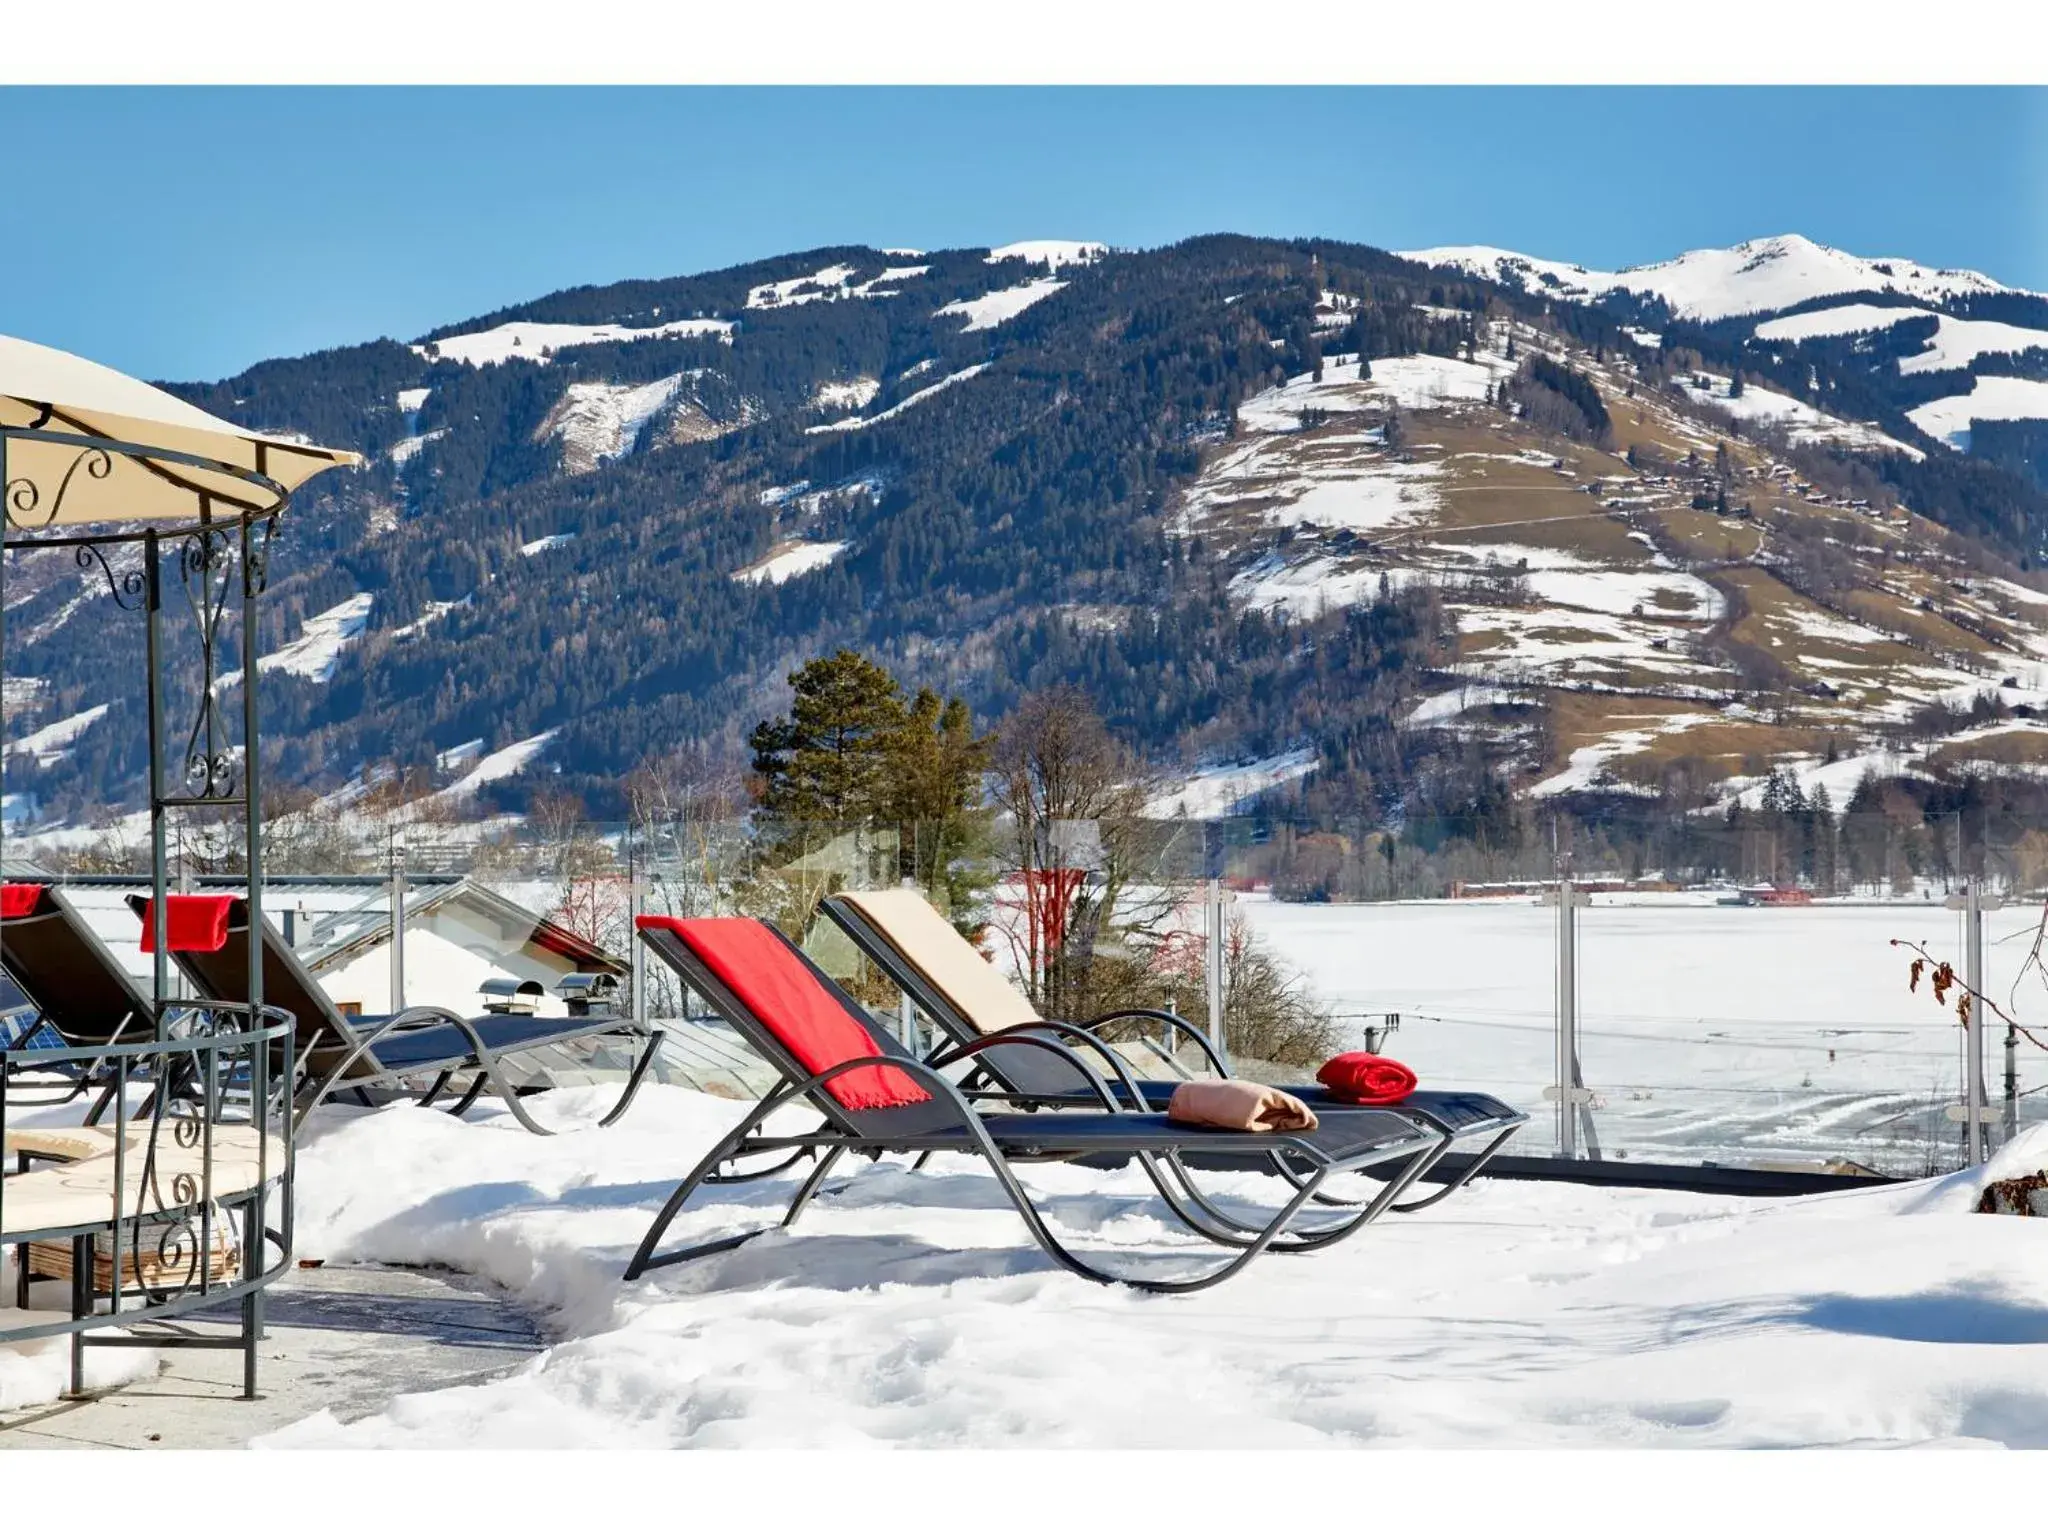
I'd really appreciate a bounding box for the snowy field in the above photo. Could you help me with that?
[225,1090,2048,1448]
[1242,894,2048,1171]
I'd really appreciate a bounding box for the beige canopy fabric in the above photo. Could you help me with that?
[1,331,358,528]
[838,887,1043,1034]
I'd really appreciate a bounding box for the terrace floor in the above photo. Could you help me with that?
[0,1263,542,1449]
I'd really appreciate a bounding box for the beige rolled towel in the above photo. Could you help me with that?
[1165,1079,1320,1133]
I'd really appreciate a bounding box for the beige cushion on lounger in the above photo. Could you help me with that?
[0,1125,284,1237]
[837,888,1042,1035]
[2,1126,137,1163]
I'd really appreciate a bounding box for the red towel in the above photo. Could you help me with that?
[1316,1051,1419,1106]
[137,895,235,954]
[0,883,47,919]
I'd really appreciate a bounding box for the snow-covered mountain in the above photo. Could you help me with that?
[1402,233,2026,323]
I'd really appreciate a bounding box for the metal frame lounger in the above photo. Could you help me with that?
[129,894,664,1137]
[821,888,1528,1213]
[627,914,1445,1294]
[1,882,158,1116]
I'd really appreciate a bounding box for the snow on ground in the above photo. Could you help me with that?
[388,596,471,641]
[394,386,431,414]
[1907,376,2048,451]
[12,702,108,766]
[240,1087,2048,1449]
[731,540,850,586]
[1141,747,1318,819]
[1718,748,1915,811]
[811,377,880,412]
[1525,716,1712,799]
[986,239,1105,269]
[1754,304,2048,376]
[540,375,689,471]
[418,318,732,368]
[258,594,374,683]
[0,1315,160,1412]
[745,263,859,309]
[1523,568,1723,620]
[1236,354,1508,431]
[1183,432,1443,539]
[805,364,989,435]
[1403,684,1528,726]
[388,428,447,465]
[1407,235,2018,323]
[1228,553,1391,618]
[520,533,576,558]
[1674,373,1916,457]
[428,729,558,807]
[935,276,1066,331]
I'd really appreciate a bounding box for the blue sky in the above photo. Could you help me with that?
[3,87,2043,382]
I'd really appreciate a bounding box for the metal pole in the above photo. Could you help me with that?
[1557,873,1578,1159]
[1205,876,1225,1060]
[629,843,647,1030]
[144,532,169,1024]
[2006,1018,2020,1147]
[388,831,407,1013]
[1964,876,1987,1165]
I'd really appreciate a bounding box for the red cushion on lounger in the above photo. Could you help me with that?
[1316,1051,1418,1106]
[0,883,48,919]
[637,915,930,1110]
[136,895,236,954]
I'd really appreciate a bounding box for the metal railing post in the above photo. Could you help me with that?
[1558,874,1578,1159]
[1945,877,1998,1163]
[388,831,407,1013]
[1205,876,1225,1062]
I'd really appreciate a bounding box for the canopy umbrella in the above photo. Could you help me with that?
[1,331,358,527]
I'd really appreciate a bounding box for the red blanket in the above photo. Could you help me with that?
[137,895,235,954]
[1316,1051,1419,1106]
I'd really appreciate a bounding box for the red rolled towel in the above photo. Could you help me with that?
[137,895,235,954]
[1316,1051,1418,1106]
[0,883,48,919]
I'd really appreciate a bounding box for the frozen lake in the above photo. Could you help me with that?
[1240,893,2048,1173]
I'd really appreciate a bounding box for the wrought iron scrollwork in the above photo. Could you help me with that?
[176,526,242,801]
[3,443,114,531]
[71,540,149,609]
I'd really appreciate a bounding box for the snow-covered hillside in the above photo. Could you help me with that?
[537,374,692,472]
[1405,234,2023,323]
[418,317,733,367]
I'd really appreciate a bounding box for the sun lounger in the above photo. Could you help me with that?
[821,887,1527,1212]
[628,914,1445,1293]
[1,883,160,1115]
[127,894,663,1136]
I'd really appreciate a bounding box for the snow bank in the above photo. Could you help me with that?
[252,1087,2048,1448]
[0,1311,160,1411]
[520,533,576,557]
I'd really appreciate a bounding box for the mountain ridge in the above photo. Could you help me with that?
[9,230,2048,841]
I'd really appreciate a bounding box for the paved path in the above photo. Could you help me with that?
[0,1264,543,1449]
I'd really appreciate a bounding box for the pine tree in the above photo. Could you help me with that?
[749,650,907,826]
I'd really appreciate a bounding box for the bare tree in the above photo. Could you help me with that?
[988,687,1166,1022]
